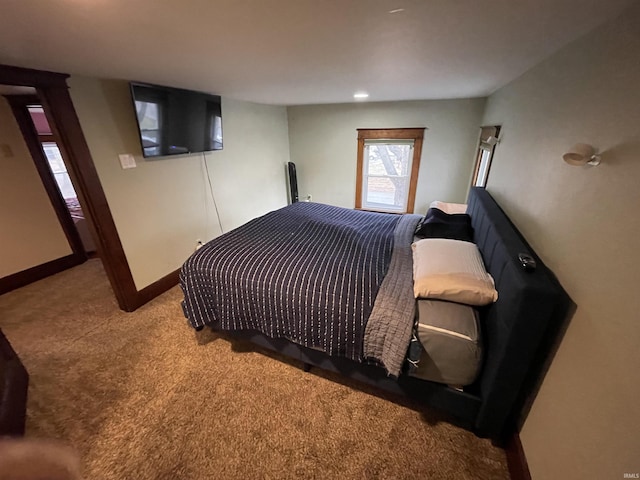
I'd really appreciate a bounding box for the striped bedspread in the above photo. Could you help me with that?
[180,202,420,374]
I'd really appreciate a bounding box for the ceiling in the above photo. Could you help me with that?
[0,0,635,105]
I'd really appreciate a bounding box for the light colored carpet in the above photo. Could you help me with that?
[0,260,509,479]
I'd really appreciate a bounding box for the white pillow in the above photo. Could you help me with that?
[412,238,498,306]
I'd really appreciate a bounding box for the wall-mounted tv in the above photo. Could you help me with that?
[129,82,222,158]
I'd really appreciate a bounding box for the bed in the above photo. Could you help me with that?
[180,187,569,440]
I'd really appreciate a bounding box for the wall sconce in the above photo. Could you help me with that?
[563,143,601,166]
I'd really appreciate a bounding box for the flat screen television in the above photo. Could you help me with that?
[129,82,222,158]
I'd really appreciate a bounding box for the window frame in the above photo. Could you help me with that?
[471,125,501,188]
[355,128,425,214]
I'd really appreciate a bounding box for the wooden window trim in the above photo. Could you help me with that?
[355,128,425,214]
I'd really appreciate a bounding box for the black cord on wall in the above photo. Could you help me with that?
[202,152,224,235]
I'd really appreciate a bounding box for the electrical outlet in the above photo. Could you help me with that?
[305,194,312,202]
[195,240,204,252]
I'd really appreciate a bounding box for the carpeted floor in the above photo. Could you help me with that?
[0,260,509,479]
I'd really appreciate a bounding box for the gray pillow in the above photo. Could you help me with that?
[408,300,483,386]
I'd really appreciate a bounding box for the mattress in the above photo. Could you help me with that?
[408,300,482,386]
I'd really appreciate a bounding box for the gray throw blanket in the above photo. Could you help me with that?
[363,214,422,376]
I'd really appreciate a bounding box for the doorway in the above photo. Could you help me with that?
[4,93,98,260]
[0,64,149,311]
[24,101,96,254]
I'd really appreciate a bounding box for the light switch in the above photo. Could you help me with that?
[119,154,136,169]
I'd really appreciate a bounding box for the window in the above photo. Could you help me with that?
[42,142,78,200]
[26,106,79,200]
[471,125,501,188]
[356,128,424,213]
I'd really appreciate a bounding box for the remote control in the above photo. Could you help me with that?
[518,253,537,272]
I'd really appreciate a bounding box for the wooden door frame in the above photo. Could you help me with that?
[0,64,178,311]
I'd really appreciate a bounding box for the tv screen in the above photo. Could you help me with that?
[129,82,222,158]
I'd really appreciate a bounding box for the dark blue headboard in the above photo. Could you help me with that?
[466,187,567,436]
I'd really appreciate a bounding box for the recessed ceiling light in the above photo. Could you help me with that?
[388,8,405,14]
[353,92,369,100]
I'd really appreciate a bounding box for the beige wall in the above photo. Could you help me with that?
[68,77,290,290]
[481,4,640,479]
[0,97,71,278]
[287,99,485,212]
